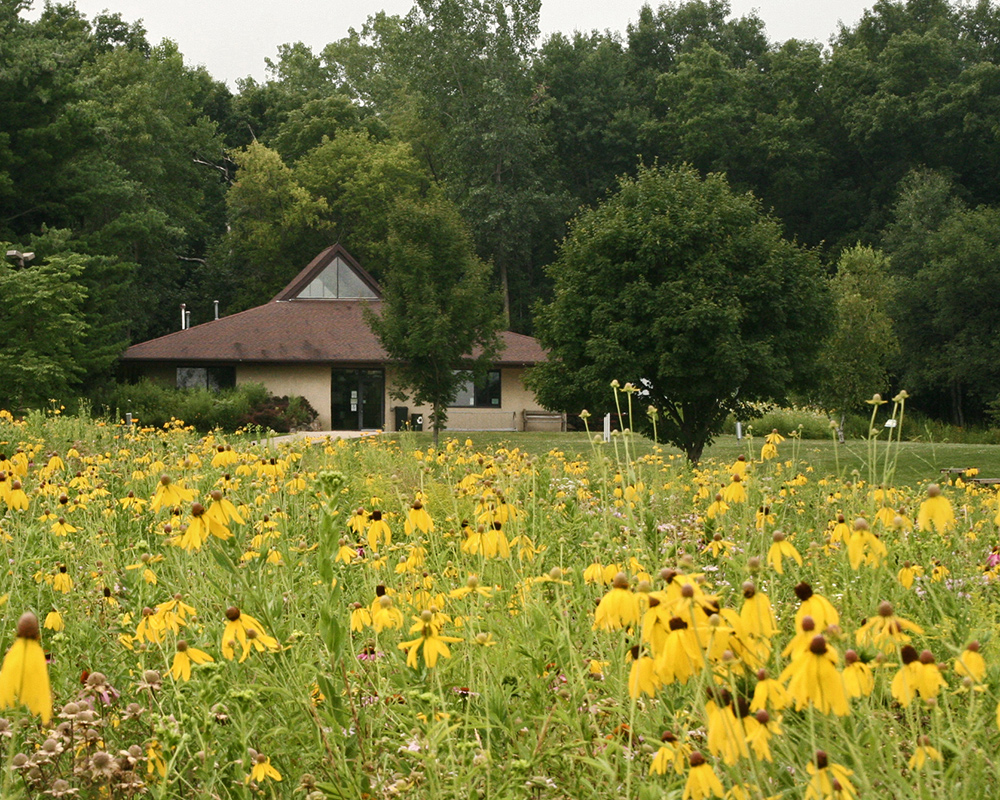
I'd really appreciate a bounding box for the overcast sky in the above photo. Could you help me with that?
[26,0,876,87]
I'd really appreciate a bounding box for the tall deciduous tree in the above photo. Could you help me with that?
[529,164,828,462]
[327,0,562,331]
[813,245,899,413]
[884,169,1000,424]
[366,195,503,446]
[0,248,88,411]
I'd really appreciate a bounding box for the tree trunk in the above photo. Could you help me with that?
[432,403,441,449]
[685,440,704,465]
[499,260,511,328]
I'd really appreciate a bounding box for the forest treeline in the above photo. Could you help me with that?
[2,0,1000,424]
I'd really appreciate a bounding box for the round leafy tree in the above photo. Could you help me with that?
[529,164,829,462]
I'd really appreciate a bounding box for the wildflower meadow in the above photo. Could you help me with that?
[1,404,1000,799]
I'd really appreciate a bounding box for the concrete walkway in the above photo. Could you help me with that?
[267,429,374,447]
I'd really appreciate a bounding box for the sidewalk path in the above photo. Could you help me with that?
[268,430,373,447]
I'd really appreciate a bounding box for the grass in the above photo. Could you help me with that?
[377,431,1000,486]
[2,411,1000,799]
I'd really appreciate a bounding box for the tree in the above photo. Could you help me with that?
[214,142,334,309]
[365,195,503,446]
[813,245,899,414]
[528,164,829,463]
[326,0,563,331]
[884,170,1000,424]
[0,248,88,411]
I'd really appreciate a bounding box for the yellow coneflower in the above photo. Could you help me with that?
[766,531,802,575]
[221,607,280,663]
[891,646,945,706]
[593,573,640,631]
[150,474,195,512]
[705,692,750,765]
[828,514,851,545]
[804,751,857,800]
[348,507,369,535]
[793,582,840,632]
[210,444,239,468]
[655,617,702,685]
[703,532,735,557]
[52,565,73,593]
[841,650,874,698]
[705,494,729,520]
[750,668,790,713]
[723,474,747,504]
[779,634,850,716]
[43,609,64,632]
[397,610,461,669]
[739,582,778,639]
[629,651,660,698]
[50,517,77,537]
[743,708,781,762]
[480,522,511,558]
[205,489,243,536]
[682,752,725,800]
[954,641,987,685]
[649,731,689,775]
[168,640,214,681]
[404,498,434,535]
[366,510,392,553]
[246,751,282,784]
[854,601,924,653]
[897,561,924,589]
[0,612,52,724]
[370,592,404,632]
[125,553,163,585]
[908,736,943,770]
[916,484,955,533]
[7,479,29,511]
[172,503,211,551]
[349,603,372,632]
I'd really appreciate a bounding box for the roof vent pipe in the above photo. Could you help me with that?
[180,303,187,330]
[214,300,219,320]
[185,310,191,330]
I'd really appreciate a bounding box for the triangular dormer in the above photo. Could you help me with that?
[272,245,382,302]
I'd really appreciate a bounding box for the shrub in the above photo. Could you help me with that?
[99,380,317,433]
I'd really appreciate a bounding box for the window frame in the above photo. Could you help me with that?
[449,369,502,409]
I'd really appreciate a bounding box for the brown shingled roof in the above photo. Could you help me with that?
[122,299,546,366]
[122,244,548,366]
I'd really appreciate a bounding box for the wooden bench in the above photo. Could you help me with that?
[522,410,565,432]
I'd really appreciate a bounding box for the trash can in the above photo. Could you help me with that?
[393,406,409,431]
[410,413,424,431]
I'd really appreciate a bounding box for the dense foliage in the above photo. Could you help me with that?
[365,195,504,445]
[6,0,1000,423]
[529,165,828,462]
[99,380,318,433]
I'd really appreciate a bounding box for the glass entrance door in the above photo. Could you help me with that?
[331,369,384,430]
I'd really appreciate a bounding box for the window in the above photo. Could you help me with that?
[450,370,501,408]
[296,257,378,299]
[176,366,235,391]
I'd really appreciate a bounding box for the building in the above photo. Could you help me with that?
[120,245,561,432]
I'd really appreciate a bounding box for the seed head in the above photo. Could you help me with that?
[16,612,39,640]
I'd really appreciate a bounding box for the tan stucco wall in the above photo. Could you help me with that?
[236,364,333,429]
[384,366,551,432]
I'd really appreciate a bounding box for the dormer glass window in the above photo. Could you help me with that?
[296,256,378,299]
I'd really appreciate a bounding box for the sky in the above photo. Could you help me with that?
[26,0,876,87]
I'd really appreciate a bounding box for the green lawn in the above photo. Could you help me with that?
[374,430,1000,486]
